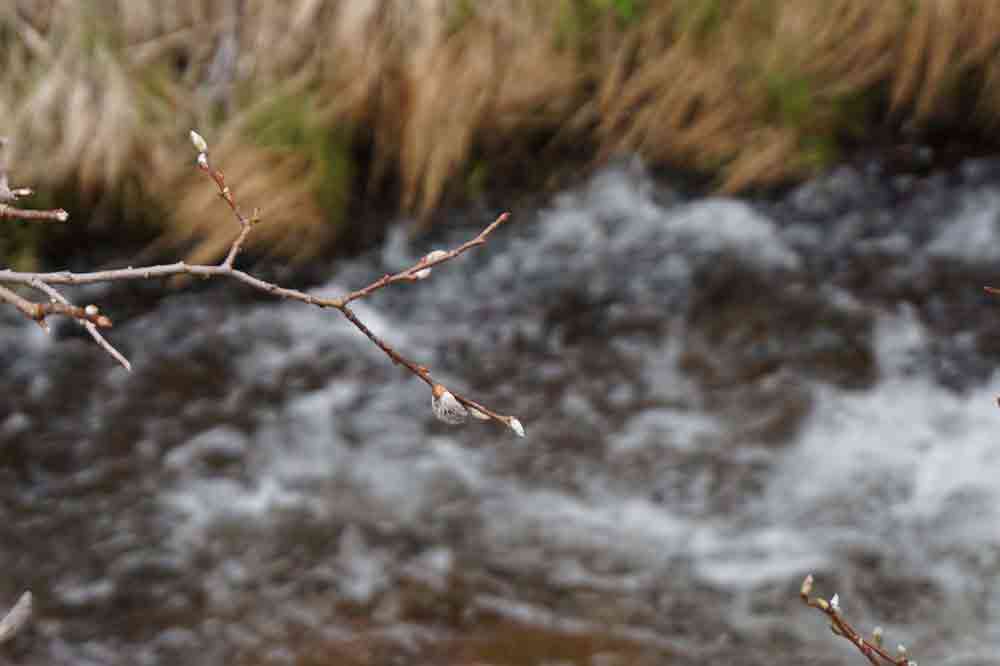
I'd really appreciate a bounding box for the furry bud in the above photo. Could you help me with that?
[431,384,467,425]
[800,574,813,598]
[414,250,449,280]
[189,130,209,153]
[468,406,490,420]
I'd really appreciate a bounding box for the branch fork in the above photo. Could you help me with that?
[0,132,523,435]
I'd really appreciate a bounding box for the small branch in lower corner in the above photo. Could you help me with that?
[800,575,914,666]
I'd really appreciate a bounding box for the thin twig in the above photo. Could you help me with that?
[337,212,511,307]
[0,134,522,433]
[800,575,912,666]
[338,304,433,387]
[0,138,66,219]
[0,204,69,222]
[0,283,111,328]
[30,280,131,371]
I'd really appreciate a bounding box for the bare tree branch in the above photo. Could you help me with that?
[0,283,111,329]
[0,137,67,219]
[799,575,914,666]
[0,133,523,435]
[0,204,69,222]
[29,279,131,371]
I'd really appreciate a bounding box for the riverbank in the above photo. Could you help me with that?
[4,0,1000,264]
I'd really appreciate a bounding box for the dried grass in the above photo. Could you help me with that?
[598,0,1000,190]
[5,0,1000,260]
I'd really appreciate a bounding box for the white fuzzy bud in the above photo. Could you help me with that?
[800,574,813,598]
[508,417,525,438]
[189,129,209,153]
[197,153,209,169]
[468,406,490,420]
[413,250,449,280]
[54,209,69,222]
[830,593,840,613]
[84,304,99,317]
[872,626,883,646]
[431,384,467,425]
[897,644,907,657]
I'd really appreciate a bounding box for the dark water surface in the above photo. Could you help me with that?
[4,157,1000,665]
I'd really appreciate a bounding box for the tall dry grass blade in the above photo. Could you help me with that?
[7,0,1000,262]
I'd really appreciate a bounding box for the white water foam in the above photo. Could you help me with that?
[929,187,1000,264]
[154,161,1000,661]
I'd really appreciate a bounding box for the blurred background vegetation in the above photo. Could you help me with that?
[4,0,1000,266]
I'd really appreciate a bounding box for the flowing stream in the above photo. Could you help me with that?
[3,156,1000,665]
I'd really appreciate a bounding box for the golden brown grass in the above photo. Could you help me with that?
[5,0,1000,260]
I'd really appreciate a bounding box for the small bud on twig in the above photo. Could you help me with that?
[800,574,814,599]
[189,129,209,154]
[431,384,468,425]
[414,250,449,280]
[468,406,491,420]
[0,136,518,430]
[800,575,913,665]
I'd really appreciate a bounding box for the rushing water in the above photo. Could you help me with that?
[3,156,1000,665]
